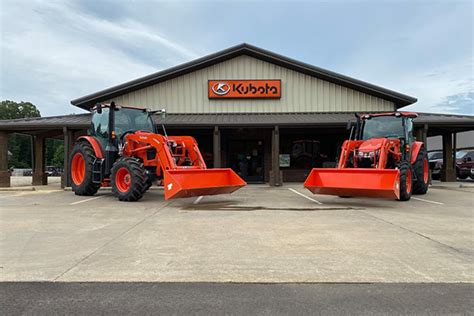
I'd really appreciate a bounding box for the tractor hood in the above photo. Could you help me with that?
[358,138,386,152]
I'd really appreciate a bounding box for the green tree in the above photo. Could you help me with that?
[0,100,41,120]
[2,100,41,168]
[52,144,64,168]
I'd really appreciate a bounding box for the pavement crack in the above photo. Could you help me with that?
[356,209,472,258]
[52,202,171,281]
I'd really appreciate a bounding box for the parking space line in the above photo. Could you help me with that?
[412,197,444,205]
[193,196,204,204]
[70,196,105,205]
[288,188,323,205]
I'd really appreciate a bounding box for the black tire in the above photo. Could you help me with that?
[457,173,468,180]
[412,147,429,195]
[143,178,153,193]
[398,161,413,201]
[69,142,100,196]
[111,157,147,202]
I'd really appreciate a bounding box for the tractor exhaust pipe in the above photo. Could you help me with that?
[105,102,118,176]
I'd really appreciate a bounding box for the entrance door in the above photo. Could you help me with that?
[227,140,264,183]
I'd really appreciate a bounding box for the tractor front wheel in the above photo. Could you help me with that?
[111,157,147,202]
[69,142,100,196]
[398,161,413,201]
[412,147,429,195]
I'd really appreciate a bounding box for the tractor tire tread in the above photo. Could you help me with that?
[111,157,147,202]
[398,161,413,201]
[69,141,100,196]
[412,147,429,195]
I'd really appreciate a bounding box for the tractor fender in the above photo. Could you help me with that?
[77,136,104,159]
[410,141,424,165]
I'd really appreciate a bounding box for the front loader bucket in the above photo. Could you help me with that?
[304,168,401,200]
[163,168,246,200]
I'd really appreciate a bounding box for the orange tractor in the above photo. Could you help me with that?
[304,112,429,201]
[69,102,246,201]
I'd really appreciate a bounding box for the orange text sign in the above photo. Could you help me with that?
[208,80,281,99]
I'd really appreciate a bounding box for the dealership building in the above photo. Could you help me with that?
[1,43,473,187]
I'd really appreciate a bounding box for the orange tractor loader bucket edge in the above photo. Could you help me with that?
[163,168,246,200]
[304,168,400,200]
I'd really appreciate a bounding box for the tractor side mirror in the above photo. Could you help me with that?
[96,104,102,114]
[161,108,167,120]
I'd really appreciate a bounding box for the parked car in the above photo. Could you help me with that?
[456,150,474,180]
[428,151,443,180]
[46,166,62,176]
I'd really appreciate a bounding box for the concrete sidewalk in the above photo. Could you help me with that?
[0,184,473,283]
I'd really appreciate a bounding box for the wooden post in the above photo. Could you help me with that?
[32,135,47,185]
[271,126,281,186]
[441,133,456,182]
[0,131,10,187]
[213,126,221,168]
[61,127,74,188]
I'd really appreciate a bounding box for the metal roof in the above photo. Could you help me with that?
[1,112,472,133]
[71,43,417,110]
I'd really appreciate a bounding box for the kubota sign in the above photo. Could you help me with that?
[208,80,281,99]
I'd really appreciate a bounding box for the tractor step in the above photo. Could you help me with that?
[92,158,104,184]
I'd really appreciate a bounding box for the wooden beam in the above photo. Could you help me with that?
[32,135,47,185]
[271,126,281,186]
[441,133,456,182]
[213,126,221,168]
[0,131,10,187]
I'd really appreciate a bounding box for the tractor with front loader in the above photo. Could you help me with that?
[69,102,246,201]
[304,112,429,201]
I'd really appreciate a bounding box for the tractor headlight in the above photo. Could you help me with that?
[358,150,379,158]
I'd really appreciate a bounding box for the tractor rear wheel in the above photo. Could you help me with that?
[412,147,429,195]
[398,161,413,201]
[69,142,101,196]
[111,157,147,202]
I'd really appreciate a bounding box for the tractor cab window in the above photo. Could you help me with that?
[405,117,415,143]
[361,116,405,140]
[114,108,155,139]
[91,107,109,139]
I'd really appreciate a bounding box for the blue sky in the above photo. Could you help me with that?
[1,0,472,116]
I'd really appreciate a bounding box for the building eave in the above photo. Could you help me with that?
[71,43,417,110]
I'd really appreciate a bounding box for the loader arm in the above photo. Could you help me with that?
[123,132,246,200]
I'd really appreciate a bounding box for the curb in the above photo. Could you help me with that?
[0,187,36,192]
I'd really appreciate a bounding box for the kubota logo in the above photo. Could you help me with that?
[208,80,281,99]
[211,82,230,95]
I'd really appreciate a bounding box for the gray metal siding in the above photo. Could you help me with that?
[107,55,395,113]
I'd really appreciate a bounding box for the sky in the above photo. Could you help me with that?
[1,0,473,117]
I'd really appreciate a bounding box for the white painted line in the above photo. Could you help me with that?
[412,197,444,205]
[193,196,204,205]
[70,195,104,205]
[288,188,323,205]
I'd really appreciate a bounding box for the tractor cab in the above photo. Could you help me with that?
[355,112,417,165]
[359,112,416,143]
[89,104,156,148]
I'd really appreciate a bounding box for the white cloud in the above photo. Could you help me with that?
[0,0,197,116]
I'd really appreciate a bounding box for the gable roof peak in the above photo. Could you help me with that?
[71,43,417,110]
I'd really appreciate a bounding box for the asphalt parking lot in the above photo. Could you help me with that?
[0,183,473,283]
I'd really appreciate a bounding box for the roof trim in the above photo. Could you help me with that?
[2,112,472,132]
[71,43,417,110]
